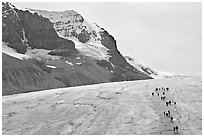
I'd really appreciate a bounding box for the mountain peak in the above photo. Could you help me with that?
[28,8,79,15]
[63,9,78,14]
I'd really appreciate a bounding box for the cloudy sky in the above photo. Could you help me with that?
[12,2,202,75]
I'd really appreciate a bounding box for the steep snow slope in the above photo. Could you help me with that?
[125,56,181,78]
[68,38,111,61]
[125,56,159,77]
[2,76,202,135]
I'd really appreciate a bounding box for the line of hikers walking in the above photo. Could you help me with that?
[152,87,179,134]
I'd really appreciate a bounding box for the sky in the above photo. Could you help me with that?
[12,2,202,75]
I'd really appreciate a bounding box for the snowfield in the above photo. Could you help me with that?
[25,49,61,60]
[2,76,202,135]
[67,37,111,61]
[2,42,31,60]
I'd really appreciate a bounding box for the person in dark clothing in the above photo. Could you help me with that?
[175,126,179,134]
[168,110,170,116]
[170,117,173,123]
[173,127,176,134]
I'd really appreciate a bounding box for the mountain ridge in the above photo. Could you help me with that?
[2,2,152,95]
[124,55,181,78]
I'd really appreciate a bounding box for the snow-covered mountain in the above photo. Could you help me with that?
[27,8,110,61]
[125,56,158,77]
[2,2,152,95]
[125,56,181,78]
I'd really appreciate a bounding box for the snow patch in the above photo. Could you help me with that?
[88,41,105,48]
[57,100,65,104]
[65,61,73,65]
[21,28,28,43]
[86,20,101,32]
[2,42,31,60]
[46,65,56,69]
[76,62,82,65]
[65,37,83,48]
[25,49,61,60]
[110,63,115,68]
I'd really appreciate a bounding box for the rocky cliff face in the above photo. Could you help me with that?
[28,9,101,43]
[98,30,151,81]
[2,2,75,53]
[2,2,27,53]
[2,2,152,95]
